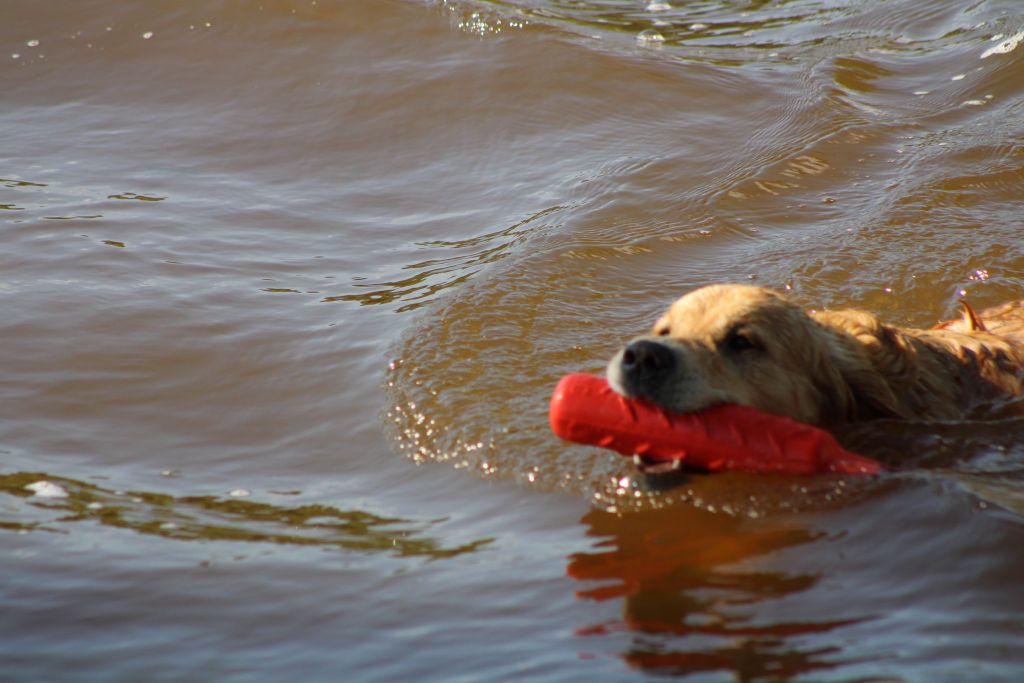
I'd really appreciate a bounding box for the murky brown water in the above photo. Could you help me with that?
[3,0,1024,680]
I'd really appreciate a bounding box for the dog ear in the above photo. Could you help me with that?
[958,300,987,332]
[809,310,915,423]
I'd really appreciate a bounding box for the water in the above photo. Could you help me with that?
[3,0,1024,680]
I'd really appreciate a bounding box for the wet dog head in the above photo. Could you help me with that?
[607,284,847,426]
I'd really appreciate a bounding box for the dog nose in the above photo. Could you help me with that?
[621,339,675,375]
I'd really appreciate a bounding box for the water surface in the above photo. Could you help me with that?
[3,0,1024,680]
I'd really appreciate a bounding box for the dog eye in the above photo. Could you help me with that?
[655,326,670,337]
[724,328,761,353]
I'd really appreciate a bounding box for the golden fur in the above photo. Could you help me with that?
[606,284,1024,427]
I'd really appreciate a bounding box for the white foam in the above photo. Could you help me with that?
[25,481,69,499]
[981,30,1024,59]
[636,29,665,46]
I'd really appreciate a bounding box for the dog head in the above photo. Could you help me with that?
[606,284,909,426]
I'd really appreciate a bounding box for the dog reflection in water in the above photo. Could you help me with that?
[568,501,865,678]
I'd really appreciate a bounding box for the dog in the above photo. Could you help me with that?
[607,284,1024,428]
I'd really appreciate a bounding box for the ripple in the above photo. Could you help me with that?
[327,205,562,312]
[384,1,1024,516]
[107,192,166,201]
[0,178,47,188]
[384,245,899,516]
[0,471,491,559]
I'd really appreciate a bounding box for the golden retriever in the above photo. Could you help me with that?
[607,284,1024,427]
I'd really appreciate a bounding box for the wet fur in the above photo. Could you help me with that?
[607,284,1024,427]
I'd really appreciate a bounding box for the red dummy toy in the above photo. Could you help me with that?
[549,373,884,475]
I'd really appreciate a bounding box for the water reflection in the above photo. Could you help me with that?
[1,471,491,559]
[569,504,872,679]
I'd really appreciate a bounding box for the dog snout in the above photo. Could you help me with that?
[608,337,682,404]
[621,339,675,376]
